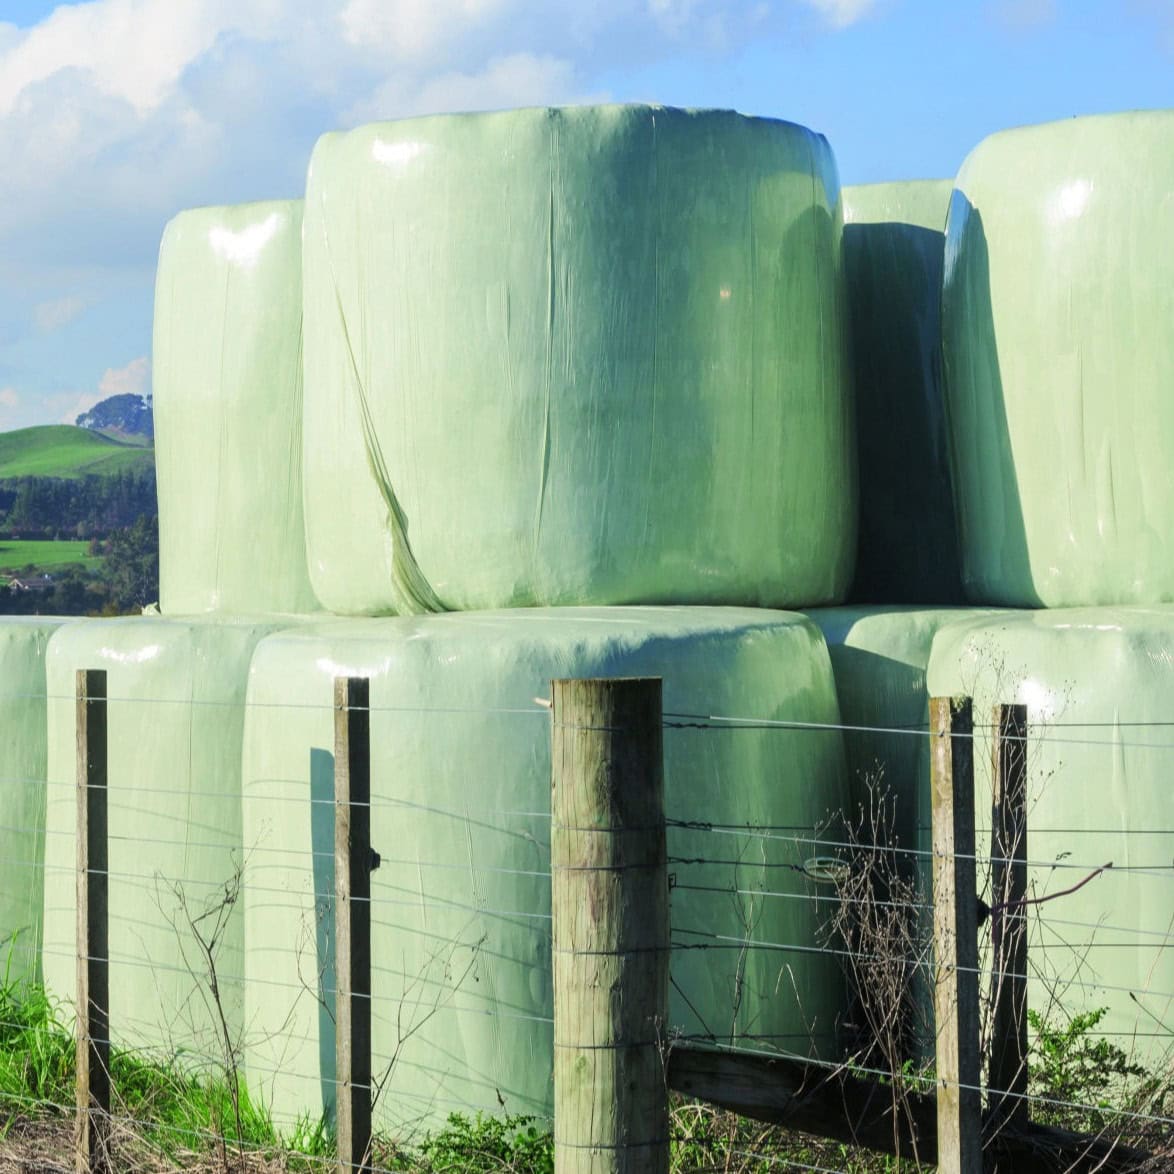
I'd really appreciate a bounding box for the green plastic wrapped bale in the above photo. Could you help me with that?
[241,608,848,1130]
[302,105,855,615]
[927,607,1174,1054]
[806,606,1004,855]
[153,201,319,615]
[843,182,963,603]
[0,618,74,983]
[943,111,1174,607]
[41,615,300,1058]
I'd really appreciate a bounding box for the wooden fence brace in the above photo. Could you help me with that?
[929,695,982,1174]
[989,703,1029,1141]
[76,668,110,1174]
[550,677,670,1174]
[335,677,372,1174]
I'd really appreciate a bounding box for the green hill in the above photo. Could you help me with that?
[0,425,155,479]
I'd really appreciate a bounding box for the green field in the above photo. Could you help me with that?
[0,539,100,578]
[0,425,154,479]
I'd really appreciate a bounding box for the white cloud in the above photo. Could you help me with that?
[56,390,103,425]
[0,0,863,426]
[98,355,150,398]
[0,0,226,117]
[339,0,515,64]
[800,0,878,27]
[0,387,19,409]
[348,52,587,123]
[34,294,85,333]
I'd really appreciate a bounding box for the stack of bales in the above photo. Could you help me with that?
[40,201,317,1060]
[22,96,1174,1121]
[809,110,1174,1060]
[34,104,867,1132]
[241,105,859,1130]
[926,110,1174,1049]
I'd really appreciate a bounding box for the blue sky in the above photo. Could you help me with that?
[0,0,1170,431]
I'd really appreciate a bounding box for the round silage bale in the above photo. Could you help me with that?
[0,617,75,984]
[807,605,1007,856]
[240,607,849,1131]
[927,607,1174,1060]
[843,181,963,604]
[153,201,319,615]
[40,615,302,1061]
[302,105,855,615]
[943,111,1174,607]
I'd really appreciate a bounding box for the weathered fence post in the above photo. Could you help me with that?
[335,676,372,1174]
[551,677,670,1174]
[76,668,110,1174]
[989,702,1029,1143]
[929,695,982,1174]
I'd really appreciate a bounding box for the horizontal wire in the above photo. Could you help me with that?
[670,927,1174,1000]
[669,821,1174,875]
[4,690,549,718]
[666,709,1174,751]
[670,880,934,913]
[5,686,1174,748]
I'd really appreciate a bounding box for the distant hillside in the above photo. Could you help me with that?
[76,393,153,444]
[0,425,155,479]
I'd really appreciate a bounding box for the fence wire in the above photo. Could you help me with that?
[2,690,1174,1174]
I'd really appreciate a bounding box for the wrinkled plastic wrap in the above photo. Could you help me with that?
[302,105,855,615]
[153,202,319,615]
[241,608,848,1129]
[843,182,963,603]
[927,608,1174,1052]
[0,618,74,983]
[942,111,1174,607]
[41,616,299,1057]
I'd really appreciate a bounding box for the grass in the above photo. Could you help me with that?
[4,963,1166,1173]
[0,424,154,479]
[0,970,918,1174]
[0,538,101,577]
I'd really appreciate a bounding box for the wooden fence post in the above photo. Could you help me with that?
[989,703,1029,1141]
[335,677,372,1174]
[551,677,669,1174]
[929,695,982,1174]
[76,668,110,1174]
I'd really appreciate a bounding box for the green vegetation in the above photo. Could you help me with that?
[0,969,905,1173]
[0,425,154,480]
[0,520,157,615]
[1027,1005,1149,1133]
[0,427,159,613]
[0,958,1168,1172]
[0,539,99,576]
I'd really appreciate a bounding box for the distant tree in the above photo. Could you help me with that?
[102,513,159,612]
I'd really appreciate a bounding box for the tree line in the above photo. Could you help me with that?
[0,470,156,537]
